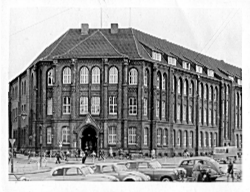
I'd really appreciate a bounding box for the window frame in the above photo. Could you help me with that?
[129,68,138,85]
[92,67,100,84]
[109,96,118,115]
[91,97,100,115]
[62,67,71,84]
[47,127,52,144]
[80,67,89,84]
[128,127,137,145]
[80,97,88,115]
[129,97,137,115]
[62,127,70,144]
[63,97,71,115]
[109,67,118,84]
[108,127,117,144]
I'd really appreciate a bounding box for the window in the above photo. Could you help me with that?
[63,67,71,84]
[183,131,187,147]
[91,97,100,115]
[152,51,162,61]
[80,97,88,114]
[157,129,162,146]
[196,65,202,73]
[109,96,117,115]
[204,109,207,124]
[209,87,212,101]
[173,130,176,147]
[162,101,165,119]
[80,67,89,84]
[157,73,160,89]
[184,81,187,95]
[128,127,136,144]
[24,81,26,94]
[129,97,137,115]
[228,76,234,81]
[144,128,148,145]
[92,67,100,84]
[156,100,160,118]
[214,133,217,147]
[213,109,217,125]
[162,76,166,90]
[129,68,138,85]
[163,129,168,146]
[199,83,202,97]
[208,133,211,147]
[47,98,53,115]
[189,81,193,96]
[177,104,181,121]
[173,77,176,92]
[237,79,242,86]
[204,85,207,99]
[143,98,147,116]
[62,127,70,144]
[199,132,202,147]
[108,127,116,144]
[208,69,214,77]
[168,57,176,65]
[189,105,192,123]
[178,79,181,94]
[189,131,193,147]
[205,132,208,147]
[214,88,217,101]
[144,70,148,87]
[177,130,181,147]
[209,109,212,125]
[183,105,186,122]
[182,61,190,70]
[109,67,118,84]
[47,127,52,144]
[63,97,71,114]
[48,69,54,86]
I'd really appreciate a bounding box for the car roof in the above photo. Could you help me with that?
[180,156,213,161]
[50,164,88,173]
[94,162,118,166]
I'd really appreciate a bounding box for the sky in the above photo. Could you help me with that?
[7,2,243,81]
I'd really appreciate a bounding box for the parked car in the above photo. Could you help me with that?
[45,164,119,181]
[178,156,225,181]
[9,173,29,181]
[92,162,150,181]
[118,160,185,181]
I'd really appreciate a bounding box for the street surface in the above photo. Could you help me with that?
[8,154,242,182]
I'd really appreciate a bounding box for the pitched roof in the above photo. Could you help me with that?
[28,27,241,79]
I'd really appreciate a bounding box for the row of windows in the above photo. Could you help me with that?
[235,134,242,148]
[47,96,138,116]
[47,67,139,86]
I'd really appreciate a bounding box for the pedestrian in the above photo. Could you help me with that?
[99,150,105,161]
[227,159,234,182]
[109,147,113,159]
[28,150,31,164]
[91,151,96,162]
[151,149,156,159]
[192,160,204,182]
[81,150,87,164]
[55,152,61,164]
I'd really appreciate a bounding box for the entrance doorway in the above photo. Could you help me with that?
[81,127,97,153]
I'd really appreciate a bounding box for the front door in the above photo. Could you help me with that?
[81,127,97,153]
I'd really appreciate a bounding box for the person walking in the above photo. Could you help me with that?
[151,149,156,159]
[55,152,61,164]
[99,150,105,161]
[28,150,32,164]
[109,147,113,159]
[81,150,88,164]
[227,159,234,182]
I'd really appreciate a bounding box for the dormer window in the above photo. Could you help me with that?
[196,65,203,73]
[168,57,176,66]
[182,61,190,70]
[152,51,161,61]
[207,69,214,77]
[228,76,234,81]
[237,79,242,85]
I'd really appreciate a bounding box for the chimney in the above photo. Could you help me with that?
[111,23,119,34]
[81,23,89,35]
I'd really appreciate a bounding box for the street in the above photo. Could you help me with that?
[9,154,242,182]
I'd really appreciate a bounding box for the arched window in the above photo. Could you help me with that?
[109,67,118,84]
[183,131,188,147]
[144,127,148,145]
[189,131,193,147]
[48,69,54,86]
[204,84,207,99]
[157,72,161,89]
[129,68,138,85]
[214,87,218,101]
[209,86,213,101]
[62,127,70,144]
[144,69,149,87]
[163,129,168,146]
[92,67,100,84]
[199,83,202,98]
[162,74,166,90]
[205,132,208,147]
[178,78,181,94]
[200,132,203,147]
[80,67,89,84]
[214,133,217,147]
[173,130,176,147]
[173,77,176,92]
[157,129,162,146]
[189,81,194,96]
[63,67,71,84]
[184,80,188,95]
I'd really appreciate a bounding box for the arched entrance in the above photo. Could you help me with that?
[81,126,97,153]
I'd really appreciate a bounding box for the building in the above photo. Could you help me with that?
[9,23,242,157]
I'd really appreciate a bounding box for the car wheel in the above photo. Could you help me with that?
[161,177,171,182]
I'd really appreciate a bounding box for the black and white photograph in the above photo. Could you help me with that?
[1,0,250,192]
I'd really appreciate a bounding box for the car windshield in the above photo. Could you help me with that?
[115,164,128,171]
[149,161,162,168]
[81,167,94,175]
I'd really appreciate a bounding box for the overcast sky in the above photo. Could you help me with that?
[8,3,242,81]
